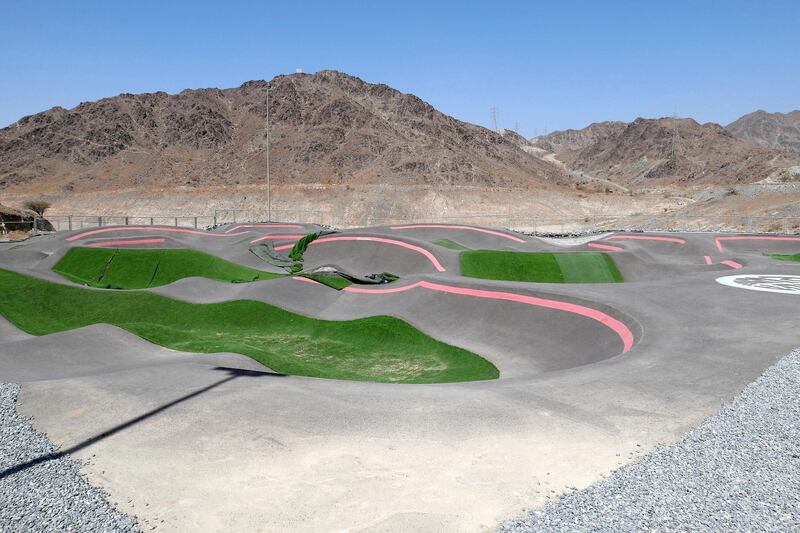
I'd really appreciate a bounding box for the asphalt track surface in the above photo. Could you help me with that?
[1,223,799,531]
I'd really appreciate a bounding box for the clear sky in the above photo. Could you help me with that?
[2,0,798,136]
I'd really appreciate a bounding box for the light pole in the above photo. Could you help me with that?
[266,79,271,222]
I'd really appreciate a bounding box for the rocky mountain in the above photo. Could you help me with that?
[540,117,799,187]
[532,121,626,154]
[726,110,800,154]
[0,71,566,197]
[3,71,799,228]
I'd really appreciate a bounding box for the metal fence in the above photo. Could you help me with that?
[506,214,799,235]
[0,220,36,234]
[36,209,331,232]
[211,209,330,227]
[3,212,799,237]
[330,213,800,235]
[42,215,217,232]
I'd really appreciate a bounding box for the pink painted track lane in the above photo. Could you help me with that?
[703,256,743,269]
[275,236,446,272]
[715,235,800,253]
[720,260,743,270]
[86,238,166,248]
[67,226,250,241]
[225,223,305,233]
[339,280,635,354]
[389,224,526,243]
[587,242,624,252]
[603,235,686,244]
[250,234,307,244]
[292,276,323,285]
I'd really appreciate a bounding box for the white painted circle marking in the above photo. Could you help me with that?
[716,274,800,295]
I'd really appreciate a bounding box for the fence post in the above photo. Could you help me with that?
[125,216,129,226]
[150,217,154,225]
[194,216,198,229]
[174,217,178,227]
[98,216,103,227]
[68,215,72,231]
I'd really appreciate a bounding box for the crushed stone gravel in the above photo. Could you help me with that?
[500,347,800,532]
[0,383,139,532]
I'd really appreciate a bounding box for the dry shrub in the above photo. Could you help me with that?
[23,199,51,216]
[766,222,784,233]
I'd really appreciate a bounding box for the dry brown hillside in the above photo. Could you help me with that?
[532,121,626,154]
[0,71,566,196]
[726,110,800,155]
[542,117,799,188]
[2,72,799,230]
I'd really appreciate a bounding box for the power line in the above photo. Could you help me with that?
[670,111,680,161]
[266,80,271,222]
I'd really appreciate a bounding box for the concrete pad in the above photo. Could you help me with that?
[0,315,32,344]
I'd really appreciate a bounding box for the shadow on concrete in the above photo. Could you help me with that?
[0,366,284,480]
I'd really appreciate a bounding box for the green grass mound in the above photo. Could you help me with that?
[432,238,469,250]
[765,252,800,262]
[54,247,282,289]
[460,251,623,283]
[0,269,497,384]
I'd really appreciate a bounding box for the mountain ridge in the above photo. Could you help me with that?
[0,70,566,196]
[531,116,799,187]
[1,72,799,228]
[725,109,800,154]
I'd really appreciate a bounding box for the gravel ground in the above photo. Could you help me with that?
[0,383,139,532]
[500,348,800,532]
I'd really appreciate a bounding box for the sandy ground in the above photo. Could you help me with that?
[0,184,683,230]
[4,182,799,236]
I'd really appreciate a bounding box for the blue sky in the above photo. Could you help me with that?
[1,0,798,135]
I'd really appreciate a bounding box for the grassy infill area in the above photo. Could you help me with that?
[432,238,469,250]
[765,252,800,262]
[0,268,498,383]
[302,273,354,290]
[460,251,623,283]
[54,247,283,289]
